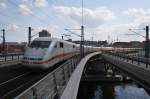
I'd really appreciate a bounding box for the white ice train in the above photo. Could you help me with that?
[22,37,140,69]
[22,37,99,69]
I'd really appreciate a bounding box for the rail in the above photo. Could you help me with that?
[15,55,80,99]
[0,53,23,62]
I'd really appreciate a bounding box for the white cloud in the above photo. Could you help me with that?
[0,2,7,9]
[22,0,28,2]
[52,6,115,27]
[123,8,149,18]
[41,6,148,42]
[82,22,143,42]
[8,24,21,32]
[34,0,48,7]
[112,8,150,41]
[123,8,150,26]
[51,6,142,41]
[19,4,32,15]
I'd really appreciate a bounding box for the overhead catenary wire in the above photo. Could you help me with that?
[128,29,146,38]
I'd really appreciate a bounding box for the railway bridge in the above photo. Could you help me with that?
[0,51,150,99]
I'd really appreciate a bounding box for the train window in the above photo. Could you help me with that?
[29,41,51,48]
[60,42,63,48]
[73,45,75,48]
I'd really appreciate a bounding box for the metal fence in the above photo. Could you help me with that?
[105,52,150,68]
[15,56,80,99]
[0,53,23,62]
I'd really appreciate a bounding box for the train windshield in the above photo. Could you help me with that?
[29,41,51,48]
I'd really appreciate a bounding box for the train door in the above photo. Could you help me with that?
[59,42,64,61]
[63,43,68,59]
[49,42,59,65]
[53,42,59,55]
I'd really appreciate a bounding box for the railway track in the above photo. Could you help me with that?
[0,64,29,84]
[0,60,66,99]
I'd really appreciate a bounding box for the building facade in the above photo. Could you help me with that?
[0,42,27,53]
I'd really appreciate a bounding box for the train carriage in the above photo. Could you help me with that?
[22,37,141,70]
[22,37,80,69]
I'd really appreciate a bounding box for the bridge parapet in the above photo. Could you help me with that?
[60,52,101,99]
[106,52,150,67]
[0,53,23,62]
[15,52,101,99]
[102,53,150,90]
[15,56,80,99]
[0,53,23,67]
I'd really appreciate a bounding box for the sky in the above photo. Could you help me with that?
[0,0,150,43]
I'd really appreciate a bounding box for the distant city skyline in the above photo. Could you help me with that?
[0,0,150,43]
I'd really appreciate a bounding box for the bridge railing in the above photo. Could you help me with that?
[15,55,80,99]
[0,53,23,62]
[104,52,150,68]
[102,53,150,90]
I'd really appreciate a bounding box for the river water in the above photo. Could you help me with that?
[77,82,150,99]
[77,58,150,99]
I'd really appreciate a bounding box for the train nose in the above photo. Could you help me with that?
[22,48,47,65]
[24,48,47,58]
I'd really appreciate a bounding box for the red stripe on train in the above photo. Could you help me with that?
[22,51,80,64]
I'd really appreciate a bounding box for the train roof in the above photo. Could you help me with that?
[32,37,79,46]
